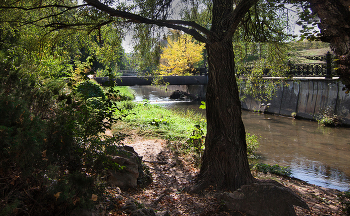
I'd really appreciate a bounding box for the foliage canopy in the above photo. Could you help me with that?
[159,31,205,76]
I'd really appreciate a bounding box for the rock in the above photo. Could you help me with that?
[218,181,309,216]
[107,145,151,188]
[108,156,139,187]
[169,90,188,99]
[169,90,198,100]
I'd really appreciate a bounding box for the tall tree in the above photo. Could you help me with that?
[0,0,292,191]
[2,0,349,192]
[159,31,205,76]
[81,0,260,192]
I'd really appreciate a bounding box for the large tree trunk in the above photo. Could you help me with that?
[194,0,255,191]
[196,40,255,191]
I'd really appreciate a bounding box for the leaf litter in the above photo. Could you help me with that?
[101,134,346,215]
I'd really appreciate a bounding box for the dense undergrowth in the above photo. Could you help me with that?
[0,8,142,213]
[0,62,129,215]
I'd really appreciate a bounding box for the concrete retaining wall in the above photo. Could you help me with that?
[241,79,350,126]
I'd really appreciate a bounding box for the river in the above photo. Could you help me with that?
[131,85,350,191]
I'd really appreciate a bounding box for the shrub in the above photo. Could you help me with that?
[317,106,341,127]
[76,80,105,99]
[246,133,260,157]
[186,124,205,157]
[0,65,123,215]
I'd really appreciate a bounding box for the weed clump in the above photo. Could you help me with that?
[317,106,341,127]
[252,163,292,177]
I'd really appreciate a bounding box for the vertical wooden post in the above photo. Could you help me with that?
[326,51,332,78]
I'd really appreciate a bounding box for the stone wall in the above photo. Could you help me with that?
[241,79,350,126]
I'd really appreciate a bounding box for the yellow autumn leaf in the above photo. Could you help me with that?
[72,197,80,205]
[42,150,47,158]
[54,192,61,200]
[91,194,98,201]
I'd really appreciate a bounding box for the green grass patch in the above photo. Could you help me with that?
[114,86,135,100]
[104,86,135,101]
[114,100,206,141]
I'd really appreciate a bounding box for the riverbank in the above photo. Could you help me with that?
[107,98,348,215]
[103,131,347,215]
[103,85,349,214]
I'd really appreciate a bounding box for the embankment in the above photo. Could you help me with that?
[241,78,350,126]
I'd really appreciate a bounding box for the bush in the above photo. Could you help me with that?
[246,133,260,157]
[0,65,124,215]
[317,106,341,127]
[76,80,105,99]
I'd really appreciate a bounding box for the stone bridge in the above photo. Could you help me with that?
[94,76,208,86]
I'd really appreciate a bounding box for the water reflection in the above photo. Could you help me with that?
[130,86,350,191]
[242,112,350,191]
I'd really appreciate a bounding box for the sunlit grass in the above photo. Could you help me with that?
[113,100,206,141]
[104,86,135,101]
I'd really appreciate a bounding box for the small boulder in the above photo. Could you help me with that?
[169,90,198,100]
[107,145,151,188]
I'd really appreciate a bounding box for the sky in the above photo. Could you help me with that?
[77,1,318,53]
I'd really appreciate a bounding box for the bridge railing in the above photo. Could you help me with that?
[288,52,334,78]
[117,68,209,77]
[114,53,336,80]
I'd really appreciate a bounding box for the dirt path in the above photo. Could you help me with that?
[122,136,166,162]
[107,135,346,215]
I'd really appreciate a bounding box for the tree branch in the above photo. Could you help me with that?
[0,4,88,11]
[44,22,95,30]
[20,7,78,27]
[224,0,259,41]
[84,0,208,43]
[162,20,212,36]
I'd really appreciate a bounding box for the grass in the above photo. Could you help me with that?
[298,48,331,56]
[114,86,135,100]
[294,47,332,64]
[112,100,261,163]
[104,86,135,101]
[113,100,206,142]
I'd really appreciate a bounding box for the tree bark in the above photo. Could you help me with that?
[196,40,255,191]
[194,0,255,192]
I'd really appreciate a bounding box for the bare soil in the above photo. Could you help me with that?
[106,134,347,215]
